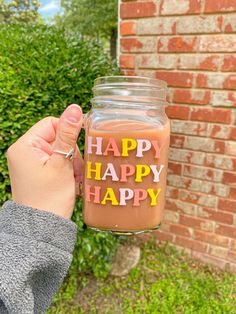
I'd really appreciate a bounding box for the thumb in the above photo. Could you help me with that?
[51,104,83,166]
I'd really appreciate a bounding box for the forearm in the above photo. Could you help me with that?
[0,201,77,314]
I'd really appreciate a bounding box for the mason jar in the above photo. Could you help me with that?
[82,76,170,235]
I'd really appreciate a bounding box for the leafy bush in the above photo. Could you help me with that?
[0,23,118,297]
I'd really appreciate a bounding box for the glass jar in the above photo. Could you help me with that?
[83,76,170,235]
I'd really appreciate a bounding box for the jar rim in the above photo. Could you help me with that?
[94,76,167,89]
[92,97,168,108]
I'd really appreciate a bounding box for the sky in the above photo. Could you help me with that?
[38,0,61,19]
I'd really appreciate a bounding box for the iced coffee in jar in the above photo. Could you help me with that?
[83,76,170,235]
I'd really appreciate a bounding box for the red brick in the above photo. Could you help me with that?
[222,172,236,186]
[136,54,178,69]
[173,89,210,105]
[120,55,135,68]
[179,214,215,231]
[205,154,236,171]
[210,125,225,139]
[121,69,136,76]
[199,55,220,71]
[164,210,179,223]
[183,136,224,154]
[228,250,236,263]
[222,55,236,71]
[200,35,236,52]
[182,178,229,198]
[196,73,236,90]
[229,187,236,198]
[192,251,229,270]
[183,164,222,182]
[223,75,236,89]
[169,148,206,169]
[216,224,236,238]
[137,17,177,35]
[120,21,136,36]
[166,90,171,102]
[154,230,174,242]
[165,198,198,216]
[156,71,193,87]
[190,108,231,124]
[135,69,159,78]
[175,236,208,253]
[120,2,157,19]
[170,134,185,148]
[166,186,179,199]
[120,38,143,52]
[211,211,233,225]
[167,175,191,189]
[228,91,236,105]
[165,105,190,120]
[218,199,236,213]
[224,14,236,33]
[209,125,223,139]
[195,230,229,247]
[168,161,182,175]
[127,37,158,53]
[160,0,201,15]
[230,127,236,140]
[225,24,233,33]
[196,74,208,88]
[209,246,228,259]
[169,224,192,237]
[233,110,236,125]
[196,73,227,90]
[205,0,236,13]
[218,15,224,29]
[210,125,230,140]
[165,199,179,211]
[225,141,236,157]
[231,239,236,251]
[225,22,234,33]
[158,36,198,52]
[184,136,211,152]
[171,120,208,137]
[177,15,223,34]
[178,55,220,71]
[211,90,236,108]
[198,207,234,225]
[214,141,225,154]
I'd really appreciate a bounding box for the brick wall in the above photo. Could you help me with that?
[119,0,236,272]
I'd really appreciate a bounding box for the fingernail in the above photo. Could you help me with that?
[64,104,82,123]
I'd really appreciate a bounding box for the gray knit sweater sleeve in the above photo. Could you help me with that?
[0,201,78,314]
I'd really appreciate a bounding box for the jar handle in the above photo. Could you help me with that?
[82,113,88,129]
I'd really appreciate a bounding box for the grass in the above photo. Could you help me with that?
[48,239,236,314]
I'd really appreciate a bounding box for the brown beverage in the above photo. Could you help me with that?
[83,119,170,233]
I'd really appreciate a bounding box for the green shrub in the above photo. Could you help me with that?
[0,23,118,298]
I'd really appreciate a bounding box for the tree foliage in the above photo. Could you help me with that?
[61,0,118,38]
[58,0,118,59]
[0,0,40,23]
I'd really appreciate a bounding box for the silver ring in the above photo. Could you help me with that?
[53,148,75,160]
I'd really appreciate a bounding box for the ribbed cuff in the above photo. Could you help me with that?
[1,201,78,253]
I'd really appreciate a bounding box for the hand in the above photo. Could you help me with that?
[7,104,84,220]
